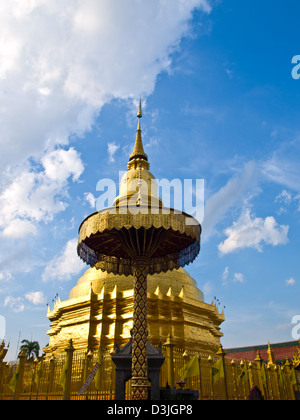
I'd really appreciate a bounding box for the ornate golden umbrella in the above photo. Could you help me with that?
[77,101,201,400]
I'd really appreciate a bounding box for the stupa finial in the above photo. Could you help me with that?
[137,97,142,118]
[128,99,149,169]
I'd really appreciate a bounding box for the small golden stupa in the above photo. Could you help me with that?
[44,103,224,358]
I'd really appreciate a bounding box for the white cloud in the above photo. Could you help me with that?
[0,271,13,284]
[2,219,37,239]
[42,238,85,282]
[286,277,296,286]
[222,266,229,282]
[275,190,292,205]
[4,296,25,313]
[84,192,96,208]
[275,189,300,213]
[233,273,245,284]
[261,155,300,192]
[222,266,245,285]
[3,290,46,311]
[25,291,46,305]
[218,208,289,255]
[42,148,84,183]
[222,266,229,285]
[203,281,213,296]
[0,148,84,238]
[107,142,120,163]
[203,161,258,240]
[0,0,211,169]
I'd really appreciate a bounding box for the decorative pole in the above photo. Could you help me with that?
[248,361,254,390]
[255,350,268,399]
[46,354,55,400]
[61,339,74,400]
[85,350,93,400]
[12,348,26,400]
[0,340,8,391]
[131,256,150,400]
[164,333,175,389]
[284,358,296,400]
[198,352,203,400]
[216,345,228,400]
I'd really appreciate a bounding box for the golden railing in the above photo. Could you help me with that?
[0,342,298,400]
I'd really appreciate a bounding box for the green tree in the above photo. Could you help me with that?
[20,340,40,360]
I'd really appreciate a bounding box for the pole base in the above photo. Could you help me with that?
[131,377,148,400]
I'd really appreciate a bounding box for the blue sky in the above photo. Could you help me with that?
[1,0,300,361]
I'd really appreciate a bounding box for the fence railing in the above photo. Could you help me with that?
[0,340,299,400]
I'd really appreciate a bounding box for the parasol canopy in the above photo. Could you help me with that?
[78,207,201,276]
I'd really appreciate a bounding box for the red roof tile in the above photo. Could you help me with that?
[225,341,299,363]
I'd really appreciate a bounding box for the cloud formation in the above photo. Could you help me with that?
[0,148,84,238]
[203,161,259,240]
[4,296,25,313]
[107,142,120,163]
[218,208,289,255]
[4,291,46,313]
[222,266,245,285]
[261,146,300,192]
[84,192,96,208]
[286,277,296,287]
[42,238,85,282]
[25,291,46,305]
[0,0,211,168]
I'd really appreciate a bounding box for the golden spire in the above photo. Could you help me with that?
[137,97,142,118]
[128,99,149,170]
[114,99,161,207]
[267,341,275,365]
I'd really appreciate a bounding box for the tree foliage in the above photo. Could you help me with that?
[20,339,40,360]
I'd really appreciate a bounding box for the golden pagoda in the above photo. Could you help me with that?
[44,102,225,358]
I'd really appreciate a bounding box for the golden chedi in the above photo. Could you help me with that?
[44,102,224,358]
[45,266,224,356]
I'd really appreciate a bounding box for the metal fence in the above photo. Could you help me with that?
[0,342,299,400]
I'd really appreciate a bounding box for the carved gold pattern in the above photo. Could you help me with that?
[78,210,200,244]
[131,257,149,400]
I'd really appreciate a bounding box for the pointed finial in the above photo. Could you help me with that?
[255,350,263,363]
[128,98,149,169]
[216,344,226,356]
[137,98,142,118]
[267,341,275,365]
[154,284,160,296]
